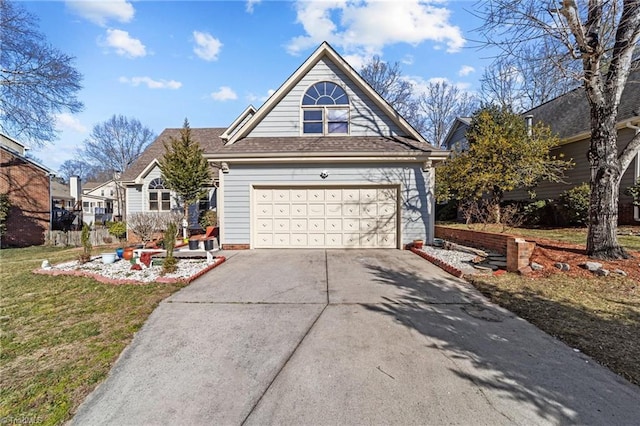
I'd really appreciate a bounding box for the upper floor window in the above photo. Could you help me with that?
[148,178,171,211]
[302,82,349,135]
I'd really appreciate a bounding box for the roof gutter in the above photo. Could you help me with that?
[205,150,450,162]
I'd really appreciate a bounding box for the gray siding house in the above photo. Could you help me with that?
[442,70,640,224]
[121,42,448,249]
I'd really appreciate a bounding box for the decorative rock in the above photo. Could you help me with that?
[554,262,571,271]
[613,269,628,277]
[530,262,544,271]
[473,265,493,272]
[41,260,51,270]
[518,265,533,275]
[594,268,610,277]
[580,262,603,272]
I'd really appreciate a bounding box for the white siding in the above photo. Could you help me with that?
[249,58,404,138]
[222,163,434,247]
[126,186,143,216]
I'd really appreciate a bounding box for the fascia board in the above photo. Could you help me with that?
[134,159,160,184]
[221,105,257,141]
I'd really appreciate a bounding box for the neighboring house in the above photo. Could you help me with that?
[442,70,640,224]
[81,179,125,225]
[51,177,82,231]
[0,133,53,247]
[442,117,471,152]
[122,42,448,249]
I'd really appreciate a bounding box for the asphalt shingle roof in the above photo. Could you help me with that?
[526,67,640,139]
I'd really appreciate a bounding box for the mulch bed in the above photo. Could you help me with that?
[526,238,640,281]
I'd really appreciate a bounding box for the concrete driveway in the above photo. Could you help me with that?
[73,250,640,425]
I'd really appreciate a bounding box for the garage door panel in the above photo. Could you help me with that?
[343,204,359,216]
[308,234,325,246]
[273,189,290,201]
[253,186,398,248]
[343,189,359,202]
[273,234,290,245]
[274,204,290,216]
[290,233,308,246]
[291,204,307,216]
[256,233,273,246]
[257,219,273,231]
[309,218,325,231]
[325,189,341,201]
[256,189,273,202]
[291,189,307,201]
[326,218,342,231]
[326,203,342,216]
[274,219,290,231]
[291,219,307,231]
[257,204,273,216]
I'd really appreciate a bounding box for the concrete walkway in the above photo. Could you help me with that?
[73,250,640,425]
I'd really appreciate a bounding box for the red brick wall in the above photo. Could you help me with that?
[619,202,638,225]
[0,149,50,247]
[434,226,513,255]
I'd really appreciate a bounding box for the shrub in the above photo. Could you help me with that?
[199,209,217,228]
[436,200,458,222]
[79,223,92,263]
[162,222,177,274]
[107,221,127,242]
[521,199,552,226]
[625,179,640,207]
[0,193,10,238]
[557,183,590,226]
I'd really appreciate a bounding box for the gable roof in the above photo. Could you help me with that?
[442,117,471,150]
[227,42,430,146]
[526,67,640,141]
[121,127,226,182]
[220,105,256,141]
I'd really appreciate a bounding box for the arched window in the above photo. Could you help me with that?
[148,178,171,211]
[301,82,349,135]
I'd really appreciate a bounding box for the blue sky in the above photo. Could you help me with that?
[22,0,490,172]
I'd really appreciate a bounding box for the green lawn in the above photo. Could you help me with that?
[438,223,640,251]
[0,246,184,425]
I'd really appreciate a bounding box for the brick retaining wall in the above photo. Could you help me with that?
[434,225,535,274]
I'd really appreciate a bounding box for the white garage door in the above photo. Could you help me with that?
[253,186,398,248]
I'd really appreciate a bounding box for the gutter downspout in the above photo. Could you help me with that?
[625,121,640,221]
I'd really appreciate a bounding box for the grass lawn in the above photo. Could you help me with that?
[0,246,185,425]
[438,223,640,251]
[469,273,640,386]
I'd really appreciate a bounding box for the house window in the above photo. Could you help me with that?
[302,82,349,135]
[148,178,171,211]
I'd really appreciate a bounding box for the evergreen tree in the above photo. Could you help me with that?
[159,119,211,232]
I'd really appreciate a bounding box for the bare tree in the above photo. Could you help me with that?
[80,115,155,176]
[58,159,102,183]
[0,0,83,147]
[419,80,479,148]
[480,42,579,111]
[477,0,640,259]
[360,56,426,134]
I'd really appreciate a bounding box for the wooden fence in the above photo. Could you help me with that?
[46,228,113,247]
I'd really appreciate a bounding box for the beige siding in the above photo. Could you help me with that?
[249,57,404,138]
[505,127,638,201]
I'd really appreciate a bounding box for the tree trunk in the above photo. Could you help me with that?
[586,105,628,259]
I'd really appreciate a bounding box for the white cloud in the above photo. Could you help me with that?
[66,0,134,26]
[458,65,475,76]
[193,31,222,61]
[103,29,146,58]
[246,0,261,13]
[119,76,182,89]
[55,113,87,133]
[287,0,465,56]
[402,54,415,65]
[211,86,238,101]
[247,88,276,104]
